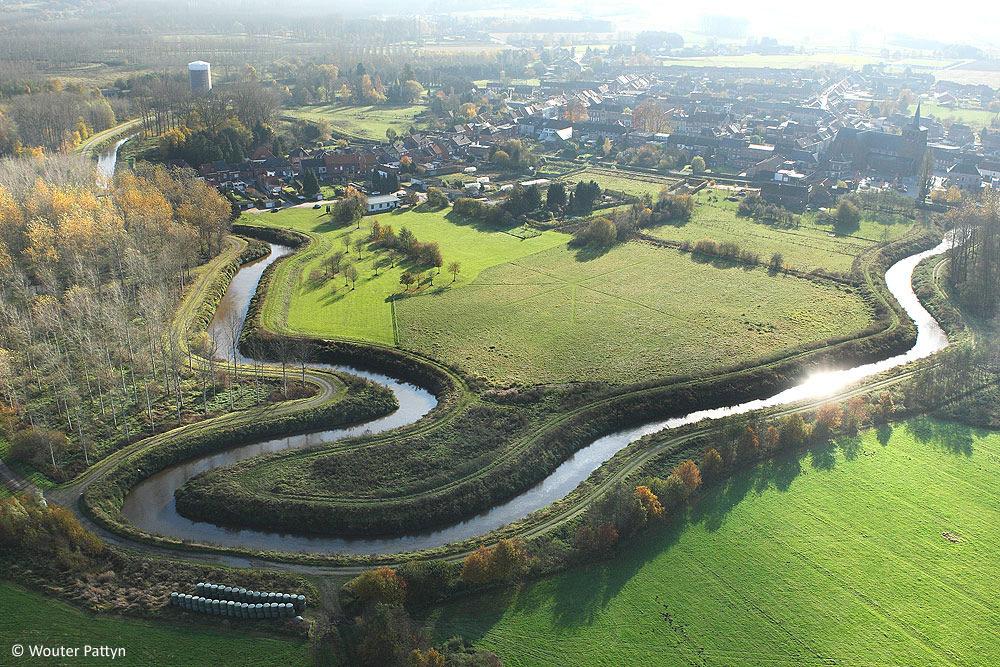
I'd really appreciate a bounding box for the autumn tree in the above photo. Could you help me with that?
[348,566,407,607]
[333,186,366,225]
[700,447,725,480]
[779,414,810,449]
[631,100,671,133]
[634,485,664,520]
[813,403,844,440]
[671,460,702,496]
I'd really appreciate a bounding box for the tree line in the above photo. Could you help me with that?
[0,156,235,480]
[947,193,1000,317]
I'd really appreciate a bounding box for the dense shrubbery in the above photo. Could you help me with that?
[571,217,617,249]
[651,190,694,223]
[816,196,862,233]
[453,196,501,223]
[341,563,501,666]
[737,194,799,228]
[683,238,761,265]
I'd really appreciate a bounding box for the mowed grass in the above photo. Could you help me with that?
[0,583,309,666]
[396,240,872,385]
[917,101,999,127]
[565,168,679,198]
[426,420,1000,666]
[646,188,913,273]
[283,104,427,140]
[244,207,569,344]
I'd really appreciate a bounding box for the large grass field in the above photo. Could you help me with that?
[396,240,872,385]
[426,419,1000,666]
[244,206,569,345]
[0,583,309,666]
[247,203,874,385]
[564,168,679,198]
[917,101,999,127]
[283,104,427,141]
[646,188,914,273]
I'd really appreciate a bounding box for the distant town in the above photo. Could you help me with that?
[146,55,1000,223]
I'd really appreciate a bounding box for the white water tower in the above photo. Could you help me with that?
[188,61,212,94]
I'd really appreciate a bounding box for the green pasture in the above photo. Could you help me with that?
[0,583,309,666]
[283,104,427,141]
[427,419,1000,666]
[646,188,914,273]
[917,101,999,127]
[244,206,568,345]
[396,240,872,385]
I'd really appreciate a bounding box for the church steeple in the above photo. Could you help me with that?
[913,101,921,129]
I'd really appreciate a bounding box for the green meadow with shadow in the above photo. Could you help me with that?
[425,419,1000,666]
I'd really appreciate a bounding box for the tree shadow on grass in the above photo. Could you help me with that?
[443,209,523,235]
[429,434,871,642]
[905,417,976,457]
[837,434,863,461]
[688,252,757,272]
[572,243,612,262]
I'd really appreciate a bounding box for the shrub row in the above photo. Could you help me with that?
[231,223,309,249]
[84,381,398,528]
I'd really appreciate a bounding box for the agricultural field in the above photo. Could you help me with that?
[0,583,310,666]
[563,168,679,198]
[658,53,959,70]
[396,240,873,385]
[426,419,1000,666]
[244,206,568,344]
[282,104,427,141]
[645,188,914,273]
[917,101,999,127]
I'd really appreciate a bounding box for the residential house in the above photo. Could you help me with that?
[947,160,983,191]
[366,193,399,214]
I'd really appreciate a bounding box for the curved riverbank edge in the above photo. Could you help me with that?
[168,223,939,536]
[72,235,400,546]
[75,219,949,565]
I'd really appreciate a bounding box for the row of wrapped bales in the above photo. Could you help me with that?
[195,583,306,613]
[169,593,296,619]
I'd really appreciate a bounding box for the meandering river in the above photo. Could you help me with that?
[95,137,130,181]
[121,237,951,555]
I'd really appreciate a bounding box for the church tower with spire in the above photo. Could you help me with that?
[901,101,928,173]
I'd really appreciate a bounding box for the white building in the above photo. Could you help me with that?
[188,61,212,94]
[366,193,399,214]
